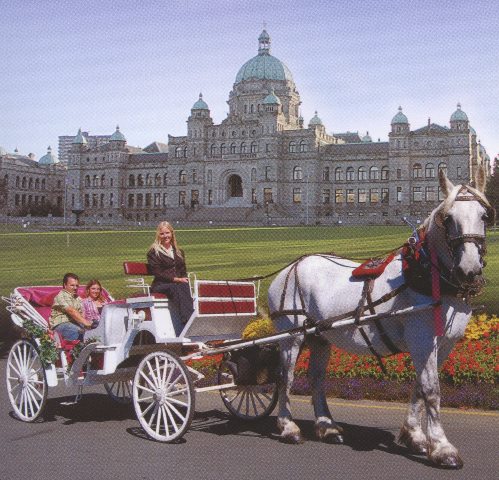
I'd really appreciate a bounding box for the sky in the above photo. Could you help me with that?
[1,0,498,161]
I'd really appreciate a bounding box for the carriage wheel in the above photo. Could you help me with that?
[217,361,278,421]
[104,381,133,404]
[6,339,48,422]
[132,350,195,442]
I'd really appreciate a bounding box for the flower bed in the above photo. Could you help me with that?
[188,314,498,410]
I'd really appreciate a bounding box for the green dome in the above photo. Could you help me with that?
[362,131,372,142]
[309,111,322,126]
[391,106,408,124]
[262,89,281,105]
[235,30,293,84]
[110,125,126,142]
[39,146,58,165]
[72,128,87,144]
[450,103,468,122]
[192,93,209,110]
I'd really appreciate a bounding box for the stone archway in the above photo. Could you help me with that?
[228,174,243,197]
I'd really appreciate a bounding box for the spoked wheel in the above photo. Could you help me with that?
[133,350,195,442]
[217,361,278,421]
[104,381,133,404]
[6,339,48,422]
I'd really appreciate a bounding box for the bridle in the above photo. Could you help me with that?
[441,185,494,274]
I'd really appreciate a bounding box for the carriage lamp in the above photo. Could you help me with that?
[130,309,147,327]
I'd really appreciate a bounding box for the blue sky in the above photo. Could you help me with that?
[1,0,498,161]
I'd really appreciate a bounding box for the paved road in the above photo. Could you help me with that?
[1,357,497,480]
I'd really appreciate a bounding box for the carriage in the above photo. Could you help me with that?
[3,264,280,442]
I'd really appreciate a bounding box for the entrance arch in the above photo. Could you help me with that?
[228,174,243,197]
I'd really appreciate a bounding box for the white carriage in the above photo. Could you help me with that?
[3,262,279,442]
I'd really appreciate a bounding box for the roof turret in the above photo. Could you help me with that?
[262,89,281,105]
[39,146,59,165]
[391,106,408,124]
[361,131,372,142]
[110,125,126,142]
[450,103,468,122]
[72,128,88,144]
[192,93,209,110]
[309,111,323,126]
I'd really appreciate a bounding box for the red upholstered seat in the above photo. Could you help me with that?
[123,262,150,275]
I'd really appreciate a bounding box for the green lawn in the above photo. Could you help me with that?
[1,225,498,324]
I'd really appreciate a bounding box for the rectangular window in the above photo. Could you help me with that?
[136,193,143,207]
[207,170,212,183]
[358,189,367,203]
[179,191,186,205]
[92,193,98,207]
[335,189,344,203]
[264,188,273,204]
[322,189,330,204]
[293,188,302,204]
[265,166,271,180]
[192,170,197,183]
[128,194,134,207]
[381,188,389,203]
[71,194,75,207]
[413,187,422,202]
[109,193,114,207]
[397,169,402,179]
[252,188,257,204]
[397,187,402,202]
[163,193,168,206]
[15,194,20,206]
[346,189,354,203]
[323,167,330,181]
[208,190,213,205]
[191,190,199,206]
[154,193,160,207]
[145,193,152,207]
[370,188,379,203]
[100,193,105,207]
[265,144,270,153]
[457,166,462,178]
[425,186,436,201]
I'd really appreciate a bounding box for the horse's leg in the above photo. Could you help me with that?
[398,385,427,454]
[308,337,344,444]
[405,337,463,469]
[276,336,304,444]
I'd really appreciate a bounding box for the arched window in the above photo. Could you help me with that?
[240,142,247,154]
[179,170,187,184]
[146,173,152,186]
[154,174,161,186]
[175,147,181,158]
[101,174,105,187]
[230,143,236,154]
[85,175,90,187]
[293,166,303,181]
[210,144,217,156]
[92,175,98,187]
[425,163,435,178]
[299,141,307,153]
[369,166,379,180]
[137,174,144,186]
[413,163,422,178]
[28,178,33,189]
[289,141,297,153]
[381,166,389,180]
[438,162,447,176]
[41,179,46,190]
[16,176,20,187]
[251,168,257,182]
[250,142,257,153]
[34,178,40,189]
[183,146,188,157]
[346,167,354,181]
[358,167,367,181]
[335,167,342,181]
[163,173,168,186]
[207,170,212,183]
[220,143,226,155]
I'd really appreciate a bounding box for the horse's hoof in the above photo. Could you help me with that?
[431,454,464,470]
[323,433,344,444]
[397,427,427,455]
[279,433,303,444]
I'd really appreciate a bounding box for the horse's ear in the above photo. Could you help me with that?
[439,169,454,198]
[475,164,487,193]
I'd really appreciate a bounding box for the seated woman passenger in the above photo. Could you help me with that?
[81,279,109,328]
[49,272,93,341]
[147,221,194,323]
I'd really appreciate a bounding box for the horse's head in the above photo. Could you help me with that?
[430,166,494,288]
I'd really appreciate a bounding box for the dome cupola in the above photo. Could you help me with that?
[450,103,468,122]
[391,106,408,124]
[235,30,294,84]
[110,125,126,142]
[309,111,323,127]
[192,93,209,110]
[262,89,281,105]
[39,146,59,165]
[72,128,88,145]
[362,131,372,142]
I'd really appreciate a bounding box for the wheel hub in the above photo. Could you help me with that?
[153,388,166,405]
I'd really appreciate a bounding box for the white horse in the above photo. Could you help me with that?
[268,169,493,469]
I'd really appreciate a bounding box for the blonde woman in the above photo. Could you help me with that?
[146,221,194,323]
[82,279,109,327]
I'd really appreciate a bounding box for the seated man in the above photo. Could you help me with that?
[49,273,93,341]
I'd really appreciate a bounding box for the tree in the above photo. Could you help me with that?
[485,159,499,224]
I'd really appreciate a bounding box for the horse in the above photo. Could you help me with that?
[268,168,493,469]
